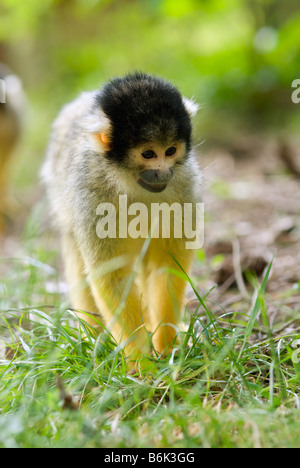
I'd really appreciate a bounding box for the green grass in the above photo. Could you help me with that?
[1,245,300,448]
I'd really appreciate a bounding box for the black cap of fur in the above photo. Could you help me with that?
[95,72,192,164]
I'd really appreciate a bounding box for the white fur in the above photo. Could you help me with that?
[183,97,200,117]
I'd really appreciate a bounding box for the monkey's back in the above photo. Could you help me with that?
[41,91,99,234]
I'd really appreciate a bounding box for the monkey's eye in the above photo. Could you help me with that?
[142,150,156,159]
[165,147,177,156]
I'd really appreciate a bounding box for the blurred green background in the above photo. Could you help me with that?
[0,0,300,194]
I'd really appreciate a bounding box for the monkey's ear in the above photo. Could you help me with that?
[83,110,110,132]
[183,97,200,118]
[96,132,111,149]
[82,108,112,151]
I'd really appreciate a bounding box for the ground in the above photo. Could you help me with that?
[191,134,300,328]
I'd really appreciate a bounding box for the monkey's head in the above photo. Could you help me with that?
[87,73,199,194]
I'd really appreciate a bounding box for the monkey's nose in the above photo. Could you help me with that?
[153,168,173,182]
[138,169,173,193]
[138,168,174,193]
[140,168,174,184]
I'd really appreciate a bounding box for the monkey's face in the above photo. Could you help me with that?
[129,141,186,193]
[88,73,199,195]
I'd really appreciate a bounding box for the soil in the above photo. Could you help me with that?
[189,134,300,330]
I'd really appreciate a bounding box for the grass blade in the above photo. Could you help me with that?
[238,257,273,360]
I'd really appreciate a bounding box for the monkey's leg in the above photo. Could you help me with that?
[87,267,149,364]
[61,234,102,330]
[147,248,194,356]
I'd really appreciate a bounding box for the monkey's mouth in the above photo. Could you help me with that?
[138,179,167,193]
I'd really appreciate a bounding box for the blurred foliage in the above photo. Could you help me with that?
[0,0,300,187]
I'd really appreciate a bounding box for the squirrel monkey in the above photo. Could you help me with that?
[42,73,201,368]
[0,64,24,233]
